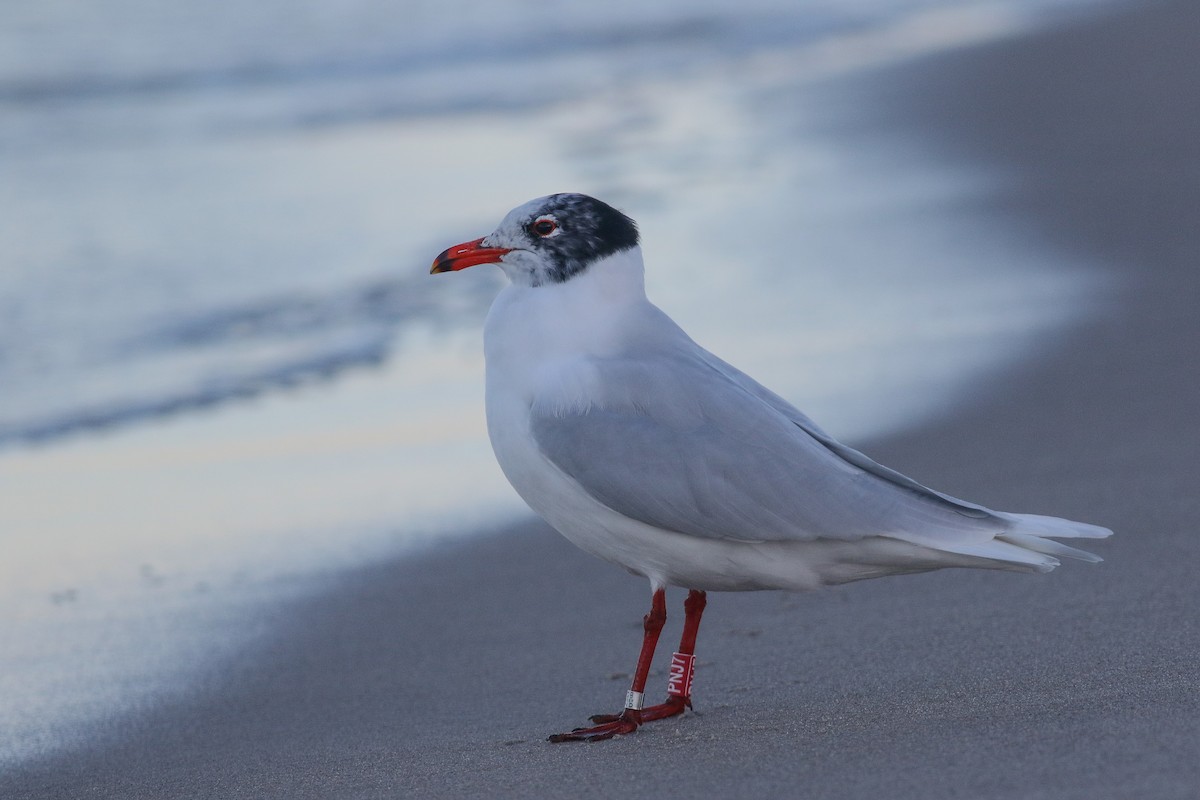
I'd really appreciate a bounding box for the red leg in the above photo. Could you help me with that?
[549,585,705,743]
[589,589,707,725]
[548,588,667,742]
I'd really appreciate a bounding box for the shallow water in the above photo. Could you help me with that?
[0,0,1107,447]
[0,0,1115,769]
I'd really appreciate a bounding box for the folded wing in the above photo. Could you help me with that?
[530,332,1109,567]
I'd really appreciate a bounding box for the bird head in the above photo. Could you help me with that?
[431,193,639,287]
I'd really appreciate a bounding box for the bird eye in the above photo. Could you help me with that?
[531,218,558,237]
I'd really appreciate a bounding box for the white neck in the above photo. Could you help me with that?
[564,246,647,303]
[484,246,650,379]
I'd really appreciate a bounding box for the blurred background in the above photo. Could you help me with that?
[1,0,1120,769]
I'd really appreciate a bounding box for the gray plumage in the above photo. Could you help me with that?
[530,304,1107,571]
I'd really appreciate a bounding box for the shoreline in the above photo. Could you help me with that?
[6,1,1200,797]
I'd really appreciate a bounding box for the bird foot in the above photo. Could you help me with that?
[588,695,690,724]
[548,696,692,742]
[547,709,641,743]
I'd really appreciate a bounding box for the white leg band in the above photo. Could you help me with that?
[624,690,645,711]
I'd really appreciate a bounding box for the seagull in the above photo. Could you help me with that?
[431,193,1112,742]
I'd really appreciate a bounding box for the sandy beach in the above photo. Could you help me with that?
[5,1,1199,797]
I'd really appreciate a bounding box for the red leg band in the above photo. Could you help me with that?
[666,651,696,698]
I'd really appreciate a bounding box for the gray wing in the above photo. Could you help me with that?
[693,347,992,520]
[530,337,1005,548]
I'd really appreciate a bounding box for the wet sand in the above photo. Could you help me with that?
[5,1,1199,797]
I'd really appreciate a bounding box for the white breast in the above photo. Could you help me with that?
[483,252,655,571]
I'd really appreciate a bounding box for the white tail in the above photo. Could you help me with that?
[915,512,1112,573]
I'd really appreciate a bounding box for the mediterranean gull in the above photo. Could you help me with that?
[430,193,1112,742]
